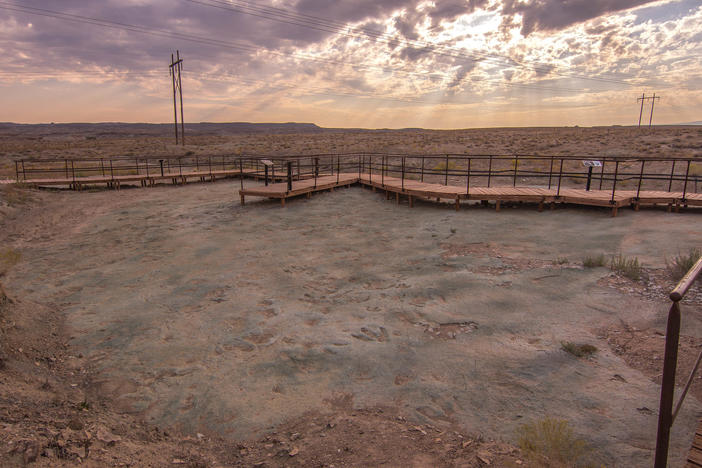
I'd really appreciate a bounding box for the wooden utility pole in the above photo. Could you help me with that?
[637,93,660,128]
[169,50,185,145]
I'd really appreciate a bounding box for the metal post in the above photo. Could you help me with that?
[336,155,340,184]
[15,160,19,181]
[466,158,471,195]
[488,156,493,188]
[179,158,182,176]
[287,161,292,192]
[402,156,405,191]
[420,156,425,182]
[71,160,75,182]
[599,159,606,190]
[682,160,691,201]
[444,155,449,185]
[654,300,681,468]
[330,155,334,176]
[668,160,676,192]
[636,160,645,199]
[240,158,244,190]
[382,155,385,186]
[513,156,519,187]
[135,158,139,176]
[586,166,594,191]
[160,160,164,177]
[358,155,361,178]
[264,165,269,186]
[297,159,301,181]
[556,159,564,197]
[369,155,372,183]
[208,156,212,176]
[100,159,105,177]
[548,157,554,189]
[110,160,114,179]
[314,157,318,188]
[146,158,149,177]
[22,160,26,181]
[611,161,620,203]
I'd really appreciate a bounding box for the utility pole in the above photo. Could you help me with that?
[169,50,185,145]
[637,93,660,128]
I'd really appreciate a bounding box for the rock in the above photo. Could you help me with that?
[172,458,187,464]
[68,417,84,430]
[23,440,40,464]
[477,450,491,465]
[97,427,121,446]
[289,447,299,456]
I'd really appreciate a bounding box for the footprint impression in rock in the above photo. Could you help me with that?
[351,326,390,342]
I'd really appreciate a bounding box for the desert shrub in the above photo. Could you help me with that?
[610,254,643,281]
[582,254,606,268]
[667,248,701,281]
[0,248,20,278]
[517,417,592,467]
[432,161,459,172]
[554,257,569,265]
[561,341,597,358]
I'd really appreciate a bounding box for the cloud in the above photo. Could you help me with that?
[500,0,660,36]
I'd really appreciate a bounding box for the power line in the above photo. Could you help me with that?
[637,92,660,128]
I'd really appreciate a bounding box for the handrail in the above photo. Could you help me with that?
[654,255,702,468]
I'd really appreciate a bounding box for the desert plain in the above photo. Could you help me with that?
[1,124,702,467]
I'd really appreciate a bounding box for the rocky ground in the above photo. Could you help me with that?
[1,173,701,467]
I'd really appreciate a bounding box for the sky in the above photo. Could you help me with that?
[0,0,701,128]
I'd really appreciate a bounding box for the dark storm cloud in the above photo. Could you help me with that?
[500,0,660,36]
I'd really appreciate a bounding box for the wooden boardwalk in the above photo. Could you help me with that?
[238,172,701,216]
[687,420,702,467]
[239,173,358,206]
[17,167,297,190]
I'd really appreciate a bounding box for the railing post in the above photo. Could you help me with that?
[239,158,244,190]
[382,155,385,186]
[22,160,26,181]
[264,165,269,186]
[314,157,319,178]
[146,158,149,177]
[420,156,425,182]
[636,160,645,199]
[100,158,105,177]
[330,155,334,176]
[179,158,182,176]
[466,158,471,195]
[297,159,301,181]
[548,157,554,189]
[160,160,164,177]
[402,156,405,191]
[668,160,676,192]
[287,161,293,192]
[369,155,372,183]
[513,156,519,187]
[15,160,19,182]
[71,160,75,183]
[444,155,449,185]
[611,160,620,203]
[358,155,361,178]
[682,160,691,201]
[135,158,139,176]
[654,300,681,468]
[196,156,199,172]
[556,158,564,197]
[488,156,493,188]
[599,158,606,190]
[110,160,114,180]
[336,155,340,184]
[209,156,212,176]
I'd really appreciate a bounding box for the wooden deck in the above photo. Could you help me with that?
[17,167,294,189]
[686,420,702,467]
[238,172,700,216]
[239,173,358,206]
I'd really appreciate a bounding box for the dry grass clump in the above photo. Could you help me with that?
[582,254,606,268]
[561,341,598,358]
[517,417,597,467]
[609,254,643,281]
[667,248,702,282]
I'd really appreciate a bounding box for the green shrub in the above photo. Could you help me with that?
[561,341,597,358]
[610,254,643,281]
[667,248,701,281]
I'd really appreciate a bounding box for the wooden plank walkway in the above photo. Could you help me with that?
[238,172,701,216]
[17,167,295,189]
[686,420,702,467]
[239,173,358,206]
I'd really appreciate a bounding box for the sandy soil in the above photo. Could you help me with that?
[1,125,701,179]
[1,179,701,467]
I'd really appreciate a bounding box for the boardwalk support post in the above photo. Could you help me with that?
[287,161,293,192]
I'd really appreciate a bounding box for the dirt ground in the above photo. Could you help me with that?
[1,178,701,467]
[1,125,701,180]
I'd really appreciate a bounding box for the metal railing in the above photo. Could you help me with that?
[11,153,701,200]
[655,255,702,467]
